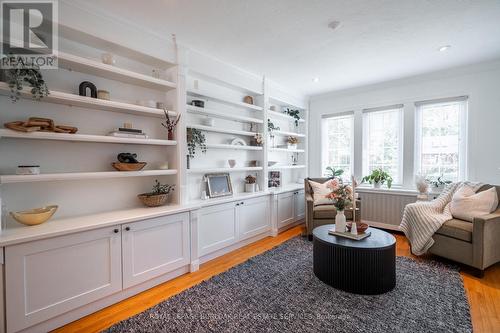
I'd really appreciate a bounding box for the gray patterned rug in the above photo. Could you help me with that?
[105,237,472,333]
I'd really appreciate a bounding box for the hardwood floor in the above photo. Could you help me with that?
[54,225,500,333]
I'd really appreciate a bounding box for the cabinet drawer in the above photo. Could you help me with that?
[5,227,122,333]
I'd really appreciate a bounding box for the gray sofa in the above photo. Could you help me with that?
[305,178,360,240]
[429,184,500,276]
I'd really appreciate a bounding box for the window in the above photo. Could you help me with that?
[321,113,354,179]
[362,105,404,184]
[415,97,467,182]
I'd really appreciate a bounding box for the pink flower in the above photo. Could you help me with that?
[326,179,339,190]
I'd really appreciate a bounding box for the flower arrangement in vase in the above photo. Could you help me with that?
[245,175,257,193]
[325,178,353,232]
[287,136,299,150]
[161,108,180,140]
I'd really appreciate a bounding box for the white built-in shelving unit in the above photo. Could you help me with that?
[0,24,181,223]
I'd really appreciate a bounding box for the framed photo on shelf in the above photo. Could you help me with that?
[268,171,281,188]
[206,173,233,198]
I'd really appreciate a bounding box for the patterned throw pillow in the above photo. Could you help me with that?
[308,180,333,206]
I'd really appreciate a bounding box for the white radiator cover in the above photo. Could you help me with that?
[357,190,417,230]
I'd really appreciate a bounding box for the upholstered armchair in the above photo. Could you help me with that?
[428,184,500,276]
[304,178,360,240]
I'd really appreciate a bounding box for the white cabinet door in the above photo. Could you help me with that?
[5,226,122,333]
[277,191,295,228]
[199,202,237,256]
[237,196,270,240]
[294,190,306,221]
[122,212,190,289]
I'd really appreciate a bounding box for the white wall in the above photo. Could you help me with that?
[309,60,500,187]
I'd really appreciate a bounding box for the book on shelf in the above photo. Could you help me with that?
[328,229,371,241]
[114,127,143,134]
[107,132,149,139]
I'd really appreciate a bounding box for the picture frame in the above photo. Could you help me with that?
[206,173,233,198]
[268,171,281,188]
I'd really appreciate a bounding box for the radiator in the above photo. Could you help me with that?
[357,190,417,230]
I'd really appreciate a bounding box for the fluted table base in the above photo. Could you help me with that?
[313,230,396,295]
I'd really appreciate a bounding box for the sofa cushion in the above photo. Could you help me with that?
[435,219,473,242]
[313,205,354,220]
[450,185,498,222]
[308,180,332,206]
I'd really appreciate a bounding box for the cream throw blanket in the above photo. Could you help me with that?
[400,182,483,255]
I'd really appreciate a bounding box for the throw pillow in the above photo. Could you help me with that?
[450,185,499,222]
[308,180,332,206]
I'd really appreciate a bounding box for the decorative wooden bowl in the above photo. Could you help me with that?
[10,205,58,226]
[346,222,369,233]
[137,193,169,207]
[112,162,147,171]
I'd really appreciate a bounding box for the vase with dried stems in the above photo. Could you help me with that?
[161,108,181,140]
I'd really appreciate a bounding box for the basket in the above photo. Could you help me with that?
[112,162,147,171]
[137,193,169,207]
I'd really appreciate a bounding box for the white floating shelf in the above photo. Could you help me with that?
[187,90,263,111]
[187,124,258,137]
[186,104,263,124]
[0,170,177,184]
[267,110,305,123]
[268,165,306,170]
[58,52,177,91]
[187,167,263,174]
[0,83,176,118]
[271,130,306,138]
[269,148,305,153]
[0,129,176,146]
[206,143,263,151]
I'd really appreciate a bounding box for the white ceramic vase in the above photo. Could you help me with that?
[335,210,347,232]
[245,183,256,193]
[287,143,297,150]
[373,181,381,189]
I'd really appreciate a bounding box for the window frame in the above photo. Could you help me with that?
[362,104,404,186]
[321,112,354,179]
[414,96,468,182]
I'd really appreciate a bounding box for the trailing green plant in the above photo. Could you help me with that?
[267,119,280,134]
[362,168,393,188]
[146,180,175,196]
[325,166,344,180]
[284,108,301,126]
[426,175,452,188]
[187,128,207,158]
[4,56,49,102]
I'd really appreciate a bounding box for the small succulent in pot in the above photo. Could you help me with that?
[287,136,299,149]
[251,133,264,146]
[138,180,175,207]
[245,175,257,193]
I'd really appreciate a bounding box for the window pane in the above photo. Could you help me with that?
[322,114,353,179]
[417,100,465,182]
[363,108,403,184]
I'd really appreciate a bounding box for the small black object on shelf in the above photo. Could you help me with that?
[191,100,204,108]
[79,81,97,98]
[117,153,139,163]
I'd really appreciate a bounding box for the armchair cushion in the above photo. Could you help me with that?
[308,180,331,206]
[450,185,498,222]
[435,219,473,242]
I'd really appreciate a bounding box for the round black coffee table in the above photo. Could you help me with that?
[313,224,396,295]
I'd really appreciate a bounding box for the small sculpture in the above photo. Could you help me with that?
[79,81,97,98]
[117,153,139,164]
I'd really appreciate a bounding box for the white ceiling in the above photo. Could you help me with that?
[77,0,500,96]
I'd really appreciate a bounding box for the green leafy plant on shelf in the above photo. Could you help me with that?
[284,108,301,126]
[426,175,452,188]
[267,119,280,134]
[325,166,344,180]
[149,180,175,195]
[3,56,49,102]
[362,168,393,188]
[187,128,207,158]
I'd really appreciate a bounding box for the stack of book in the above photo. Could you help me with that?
[108,127,148,139]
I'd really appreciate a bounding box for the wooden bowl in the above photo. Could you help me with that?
[112,162,147,171]
[346,222,369,233]
[10,205,58,226]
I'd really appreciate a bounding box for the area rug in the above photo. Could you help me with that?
[105,237,472,333]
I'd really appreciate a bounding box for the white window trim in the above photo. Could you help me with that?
[362,105,404,186]
[414,97,468,181]
[321,112,354,177]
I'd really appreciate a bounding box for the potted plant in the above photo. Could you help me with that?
[4,57,49,102]
[250,133,264,146]
[161,108,180,140]
[426,175,452,191]
[245,175,257,193]
[187,128,207,159]
[287,136,299,150]
[267,119,280,134]
[325,166,344,180]
[362,168,393,188]
[138,180,175,207]
[284,108,301,127]
[324,178,353,232]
